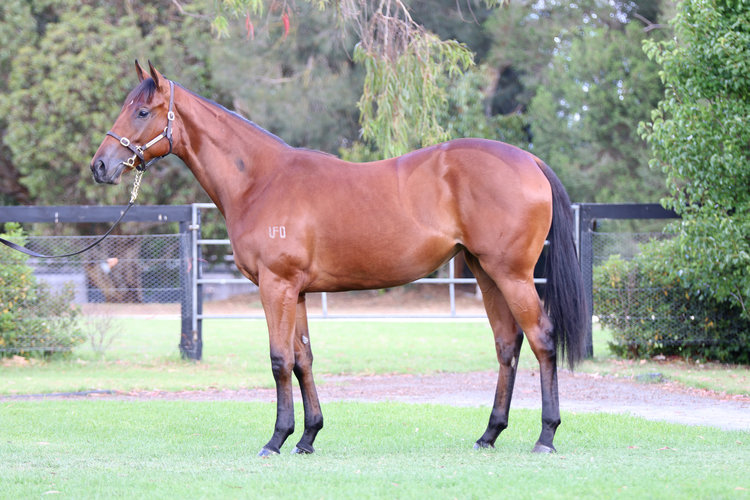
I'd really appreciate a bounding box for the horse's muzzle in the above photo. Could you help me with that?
[90,159,122,185]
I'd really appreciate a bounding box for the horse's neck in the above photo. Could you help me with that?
[172,87,288,215]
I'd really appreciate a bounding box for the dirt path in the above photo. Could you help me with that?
[33,369,748,431]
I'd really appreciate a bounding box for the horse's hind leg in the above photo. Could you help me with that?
[467,250,560,453]
[465,254,524,449]
[494,273,560,453]
[291,294,324,454]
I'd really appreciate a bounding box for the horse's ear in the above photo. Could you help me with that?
[147,60,163,91]
[135,60,148,82]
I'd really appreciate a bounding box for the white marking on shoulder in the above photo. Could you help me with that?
[268,226,286,239]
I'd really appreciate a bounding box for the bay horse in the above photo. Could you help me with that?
[91,61,588,456]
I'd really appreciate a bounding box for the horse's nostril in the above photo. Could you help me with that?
[92,160,104,174]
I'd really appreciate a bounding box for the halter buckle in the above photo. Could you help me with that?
[123,155,138,168]
[120,137,131,147]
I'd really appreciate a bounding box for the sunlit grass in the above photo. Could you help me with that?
[1,401,747,499]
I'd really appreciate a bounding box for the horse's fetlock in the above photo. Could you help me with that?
[276,418,295,437]
[542,415,561,431]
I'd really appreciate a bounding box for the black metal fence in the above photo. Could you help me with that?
[0,206,198,358]
[2,202,683,361]
[578,203,679,355]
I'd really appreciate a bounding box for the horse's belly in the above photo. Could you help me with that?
[305,234,458,292]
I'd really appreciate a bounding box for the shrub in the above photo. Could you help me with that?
[594,238,750,364]
[0,223,84,358]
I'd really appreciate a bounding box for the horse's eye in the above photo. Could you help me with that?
[137,109,149,118]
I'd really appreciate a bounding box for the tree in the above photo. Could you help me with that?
[640,0,750,317]
[528,21,667,202]
[207,0,501,157]
[0,1,36,204]
[207,3,362,154]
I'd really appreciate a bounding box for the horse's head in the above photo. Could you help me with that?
[90,61,175,184]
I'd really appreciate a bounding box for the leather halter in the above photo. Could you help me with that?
[106,79,175,172]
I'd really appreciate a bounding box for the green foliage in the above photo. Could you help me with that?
[354,35,474,157]
[639,0,750,318]
[209,3,361,155]
[0,0,673,207]
[0,223,83,358]
[0,1,214,207]
[594,241,750,363]
[527,21,667,202]
[440,66,529,146]
[210,0,494,158]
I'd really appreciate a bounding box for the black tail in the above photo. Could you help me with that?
[537,160,589,369]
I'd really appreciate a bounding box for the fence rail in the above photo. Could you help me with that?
[0,205,198,358]
[188,203,556,328]
[2,202,678,361]
[577,203,679,355]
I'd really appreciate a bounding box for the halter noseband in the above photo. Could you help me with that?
[106,79,175,172]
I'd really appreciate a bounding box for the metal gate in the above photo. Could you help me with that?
[187,203,564,359]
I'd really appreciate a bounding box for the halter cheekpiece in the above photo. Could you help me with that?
[106,79,175,172]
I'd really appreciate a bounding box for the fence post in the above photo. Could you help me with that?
[179,212,202,361]
[578,205,595,358]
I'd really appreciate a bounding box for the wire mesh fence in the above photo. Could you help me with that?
[591,230,673,267]
[0,232,187,356]
[591,229,676,331]
[591,229,748,359]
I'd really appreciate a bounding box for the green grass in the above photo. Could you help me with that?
[1,401,747,499]
[3,319,748,498]
[1,319,500,395]
[2,319,748,396]
[579,327,750,396]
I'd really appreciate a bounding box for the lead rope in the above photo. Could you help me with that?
[0,171,146,259]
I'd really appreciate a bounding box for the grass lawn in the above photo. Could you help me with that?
[2,318,748,498]
[1,318,747,396]
[1,401,747,499]
[579,327,750,396]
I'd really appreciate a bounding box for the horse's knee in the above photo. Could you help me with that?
[270,352,294,379]
[293,347,314,373]
[496,340,517,367]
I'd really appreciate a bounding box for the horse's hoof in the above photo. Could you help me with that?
[291,445,314,455]
[258,447,280,458]
[532,443,556,454]
[473,441,494,450]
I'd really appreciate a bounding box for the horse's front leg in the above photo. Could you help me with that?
[291,294,324,454]
[257,271,301,457]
